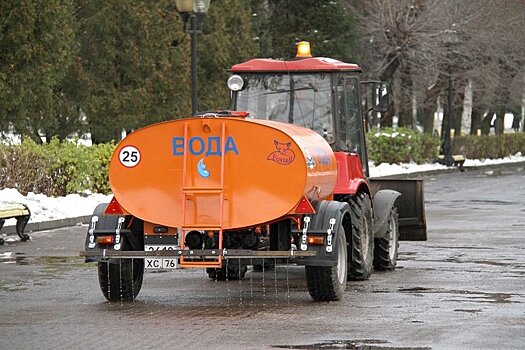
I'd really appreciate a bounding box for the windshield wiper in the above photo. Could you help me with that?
[263,86,317,95]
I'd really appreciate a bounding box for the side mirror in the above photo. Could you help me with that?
[372,82,389,113]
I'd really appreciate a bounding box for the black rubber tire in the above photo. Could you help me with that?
[98,258,144,302]
[373,207,399,271]
[96,215,145,302]
[207,260,247,281]
[305,226,348,302]
[348,192,374,280]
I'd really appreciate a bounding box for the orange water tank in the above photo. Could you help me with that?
[109,117,337,229]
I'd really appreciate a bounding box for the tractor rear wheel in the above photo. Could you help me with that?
[348,192,374,280]
[373,207,399,270]
[305,226,347,302]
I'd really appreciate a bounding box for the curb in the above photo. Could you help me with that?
[371,160,525,180]
[2,215,92,236]
[2,161,524,238]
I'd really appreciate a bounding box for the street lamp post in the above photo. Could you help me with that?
[175,0,211,116]
[441,28,459,166]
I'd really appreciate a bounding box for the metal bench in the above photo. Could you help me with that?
[0,204,31,245]
[437,154,465,171]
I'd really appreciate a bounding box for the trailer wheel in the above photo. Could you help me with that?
[98,258,144,302]
[207,260,247,281]
[348,192,374,280]
[305,226,347,302]
[97,216,144,302]
[373,207,399,271]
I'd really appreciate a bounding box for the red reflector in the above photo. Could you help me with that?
[230,111,250,118]
[294,196,315,214]
[96,235,115,245]
[104,196,124,215]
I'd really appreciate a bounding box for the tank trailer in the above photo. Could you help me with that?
[81,42,426,302]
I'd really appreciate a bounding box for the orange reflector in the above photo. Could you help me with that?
[104,196,124,215]
[307,235,325,245]
[96,235,115,245]
[294,196,315,214]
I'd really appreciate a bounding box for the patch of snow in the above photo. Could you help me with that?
[463,152,523,167]
[369,152,525,178]
[0,188,111,226]
[369,162,447,177]
[0,132,21,145]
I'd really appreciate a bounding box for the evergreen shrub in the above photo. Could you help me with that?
[0,138,114,196]
[366,127,440,165]
[453,133,525,159]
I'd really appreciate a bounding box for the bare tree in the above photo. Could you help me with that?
[349,0,525,134]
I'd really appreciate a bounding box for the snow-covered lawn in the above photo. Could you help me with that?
[369,152,525,177]
[1,153,523,225]
[0,188,111,225]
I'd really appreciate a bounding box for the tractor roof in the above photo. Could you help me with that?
[229,57,361,73]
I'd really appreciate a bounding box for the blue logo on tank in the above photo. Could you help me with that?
[197,158,210,178]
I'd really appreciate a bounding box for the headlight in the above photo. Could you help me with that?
[227,75,244,91]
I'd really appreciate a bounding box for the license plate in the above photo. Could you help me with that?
[144,245,179,269]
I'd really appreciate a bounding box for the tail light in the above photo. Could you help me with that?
[96,235,115,245]
[307,235,325,245]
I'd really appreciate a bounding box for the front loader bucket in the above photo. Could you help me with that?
[369,179,427,241]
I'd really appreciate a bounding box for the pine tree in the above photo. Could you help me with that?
[197,0,258,111]
[63,0,257,143]
[63,0,192,143]
[258,0,357,61]
[0,0,76,142]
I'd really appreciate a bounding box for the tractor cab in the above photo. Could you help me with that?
[228,41,387,177]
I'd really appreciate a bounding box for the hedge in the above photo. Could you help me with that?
[366,127,441,165]
[452,133,525,159]
[0,138,114,196]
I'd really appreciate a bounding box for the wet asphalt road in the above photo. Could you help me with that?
[0,164,524,350]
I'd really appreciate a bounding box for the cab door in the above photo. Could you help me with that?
[335,74,368,176]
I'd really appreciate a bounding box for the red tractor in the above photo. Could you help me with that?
[82,42,426,302]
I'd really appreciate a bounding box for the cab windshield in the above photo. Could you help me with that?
[234,73,334,143]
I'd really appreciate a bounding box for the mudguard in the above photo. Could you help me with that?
[372,190,400,239]
[84,203,130,263]
[296,200,351,267]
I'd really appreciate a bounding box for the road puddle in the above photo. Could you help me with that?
[399,287,517,304]
[0,252,28,264]
[273,339,431,349]
[0,253,87,268]
[0,254,93,292]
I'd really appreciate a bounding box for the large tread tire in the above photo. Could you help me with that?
[97,215,144,302]
[98,258,144,302]
[348,192,374,281]
[305,226,348,302]
[373,207,399,271]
